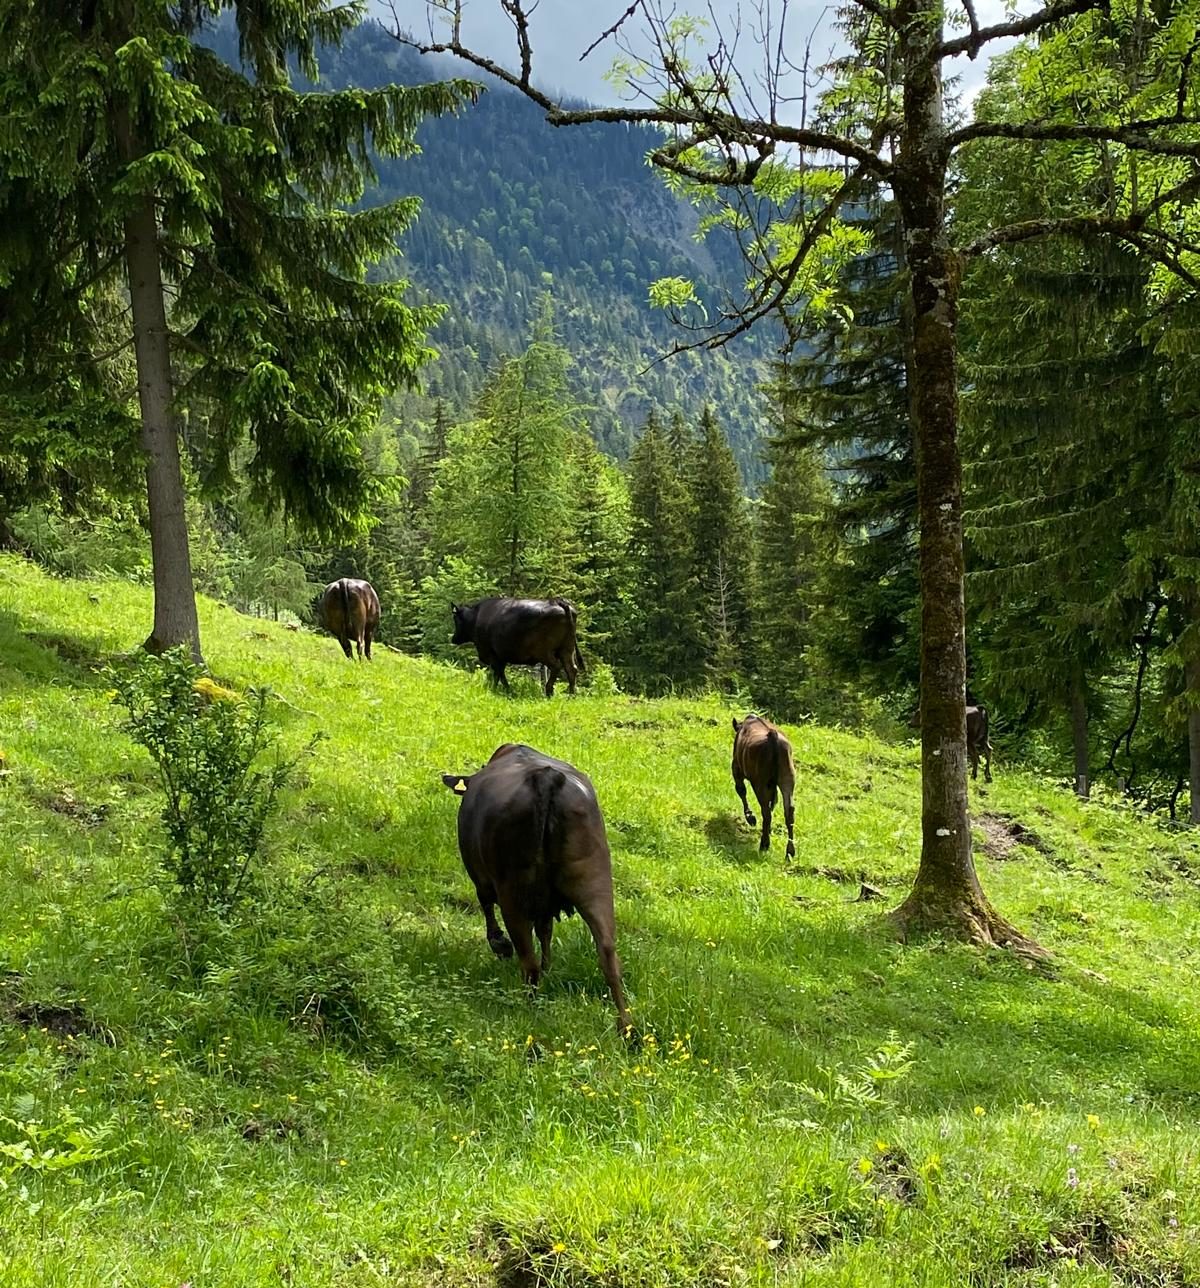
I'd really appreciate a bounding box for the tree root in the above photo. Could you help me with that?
[886,888,1050,961]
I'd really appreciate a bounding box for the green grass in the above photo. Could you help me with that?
[1,552,1198,1286]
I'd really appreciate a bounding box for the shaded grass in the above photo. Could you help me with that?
[0,554,1198,1286]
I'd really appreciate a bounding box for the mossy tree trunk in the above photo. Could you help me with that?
[888,0,1040,952]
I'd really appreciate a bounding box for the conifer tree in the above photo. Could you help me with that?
[623,412,703,691]
[770,191,917,696]
[751,432,834,716]
[688,406,752,689]
[0,1,476,656]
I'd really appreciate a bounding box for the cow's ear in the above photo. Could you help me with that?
[441,773,471,795]
[731,717,741,732]
[450,602,458,614]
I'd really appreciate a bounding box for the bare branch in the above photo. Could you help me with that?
[949,118,1200,154]
[939,0,1106,59]
[959,0,982,59]
[580,0,641,63]
[387,1,893,175]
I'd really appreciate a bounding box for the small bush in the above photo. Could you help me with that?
[109,648,314,909]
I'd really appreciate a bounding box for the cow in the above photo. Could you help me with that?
[906,703,994,783]
[316,577,380,661]
[441,743,631,1036]
[967,704,993,782]
[450,597,584,696]
[731,714,796,858]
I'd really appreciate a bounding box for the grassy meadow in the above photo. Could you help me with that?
[1,552,1198,1286]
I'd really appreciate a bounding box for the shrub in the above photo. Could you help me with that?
[109,648,314,908]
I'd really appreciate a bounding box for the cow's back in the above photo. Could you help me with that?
[735,716,793,780]
[474,598,572,663]
[458,745,608,919]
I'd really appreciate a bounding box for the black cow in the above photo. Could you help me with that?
[441,743,631,1035]
[731,714,797,858]
[316,578,380,660]
[967,704,993,782]
[450,597,584,696]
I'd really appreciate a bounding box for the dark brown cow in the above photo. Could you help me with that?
[906,703,994,782]
[441,743,631,1035]
[731,714,796,858]
[316,578,380,660]
[450,597,583,696]
[967,704,993,782]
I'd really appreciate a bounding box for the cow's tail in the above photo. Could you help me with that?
[530,764,567,874]
[765,727,781,808]
[338,578,352,634]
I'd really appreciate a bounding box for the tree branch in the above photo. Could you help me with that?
[387,1,893,176]
[939,0,1106,59]
[949,118,1200,153]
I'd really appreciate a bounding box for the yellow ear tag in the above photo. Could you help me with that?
[453,779,467,794]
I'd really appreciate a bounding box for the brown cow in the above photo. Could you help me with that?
[731,714,796,858]
[316,578,380,660]
[451,597,583,696]
[441,743,631,1036]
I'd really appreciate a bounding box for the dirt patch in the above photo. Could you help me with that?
[1000,1212,1189,1286]
[42,787,108,828]
[812,865,885,886]
[977,812,1052,861]
[241,1115,305,1143]
[870,1148,920,1204]
[3,998,111,1044]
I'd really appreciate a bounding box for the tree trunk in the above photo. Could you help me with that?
[888,0,1039,953]
[1071,664,1089,799]
[114,86,201,659]
[1188,653,1200,825]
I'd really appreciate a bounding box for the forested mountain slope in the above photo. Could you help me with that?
[210,20,777,477]
[1,554,1198,1284]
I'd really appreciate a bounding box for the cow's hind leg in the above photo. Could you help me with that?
[491,663,511,692]
[477,886,513,959]
[506,917,541,991]
[781,778,796,860]
[733,765,756,827]
[543,663,559,698]
[561,648,578,695]
[364,629,374,661]
[536,918,554,975]
[578,901,632,1039]
[338,635,354,659]
[755,785,774,852]
[983,743,993,784]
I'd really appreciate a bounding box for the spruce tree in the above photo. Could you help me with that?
[769,190,917,696]
[0,1,476,656]
[751,432,834,716]
[688,406,752,689]
[623,412,703,692]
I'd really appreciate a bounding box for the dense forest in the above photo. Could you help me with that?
[269,21,780,475]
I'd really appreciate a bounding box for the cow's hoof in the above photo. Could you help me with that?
[759,840,770,852]
[785,843,796,860]
[489,935,514,959]
[619,1021,642,1049]
[745,815,757,828]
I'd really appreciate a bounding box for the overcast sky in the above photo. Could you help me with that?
[373,0,1014,111]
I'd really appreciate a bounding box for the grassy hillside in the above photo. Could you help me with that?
[1,553,1198,1286]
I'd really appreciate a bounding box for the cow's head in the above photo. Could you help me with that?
[450,602,476,645]
[441,773,474,796]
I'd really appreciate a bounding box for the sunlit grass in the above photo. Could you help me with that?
[0,553,1197,1286]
